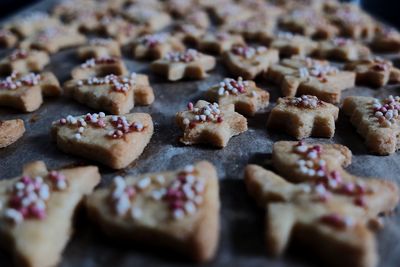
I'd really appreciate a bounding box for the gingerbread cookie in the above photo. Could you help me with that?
[267,95,339,139]
[244,142,398,267]
[182,9,210,29]
[71,57,128,80]
[151,49,215,81]
[211,3,252,25]
[0,29,18,48]
[206,77,269,116]
[0,119,25,148]
[343,95,400,155]
[223,44,279,80]
[370,28,400,53]
[266,56,355,103]
[278,8,338,40]
[77,38,122,60]
[64,73,154,115]
[0,161,100,267]
[131,33,185,60]
[198,32,245,55]
[86,161,220,262]
[52,112,153,169]
[344,58,400,88]
[263,32,318,57]
[6,12,60,38]
[313,37,371,61]
[175,100,247,147]
[0,49,50,76]
[19,25,87,54]
[0,71,61,112]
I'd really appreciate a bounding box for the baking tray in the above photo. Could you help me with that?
[1,1,400,267]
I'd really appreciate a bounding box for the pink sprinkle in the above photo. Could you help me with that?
[187,102,194,110]
[60,118,67,125]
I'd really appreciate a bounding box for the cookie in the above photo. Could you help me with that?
[64,73,154,115]
[266,56,355,103]
[370,28,400,53]
[172,23,206,46]
[77,38,122,60]
[223,44,279,80]
[327,4,377,40]
[97,15,145,45]
[175,100,247,147]
[313,37,371,61]
[6,12,60,38]
[52,112,153,169]
[122,6,171,32]
[211,3,252,25]
[244,142,398,267]
[278,8,338,40]
[0,49,50,76]
[182,9,210,29]
[151,49,215,81]
[342,95,400,155]
[0,119,25,148]
[198,32,245,55]
[0,160,100,267]
[0,29,18,48]
[0,71,61,112]
[206,77,269,116]
[262,32,318,57]
[267,95,339,139]
[19,25,87,54]
[344,58,400,87]
[131,33,185,60]
[86,161,220,262]
[71,57,128,80]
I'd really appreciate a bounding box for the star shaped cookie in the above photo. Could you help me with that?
[151,49,216,81]
[52,112,154,169]
[262,32,318,57]
[175,100,247,147]
[267,95,339,139]
[0,119,25,148]
[0,49,50,76]
[86,161,220,262]
[206,77,269,116]
[344,57,400,87]
[313,37,371,61]
[198,32,245,55]
[0,71,61,112]
[71,57,128,80]
[77,38,122,60]
[223,44,279,80]
[0,29,18,48]
[131,33,185,60]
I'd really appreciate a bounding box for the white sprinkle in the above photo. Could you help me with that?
[115,194,130,216]
[4,208,23,224]
[155,175,165,184]
[184,165,194,173]
[184,201,196,214]
[131,207,142,219]
[136,177,151,190]
[74,133,82,140]
[173,209,185,220]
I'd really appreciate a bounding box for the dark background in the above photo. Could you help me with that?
[0,0,399,28]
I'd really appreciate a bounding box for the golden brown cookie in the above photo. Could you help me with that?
[0,71,61,112]
[151,49,215,81]
[64,73,154,115]
[71,57,128,80]
[0,119,25,148]
[77,38,122,60]
[206,77,269,116]
[0,49,50,76]
[266,56,355,103]
[342,95,400,155]
[223,44,279,80]
[267,95,339,139]
[86,161,220,262]
[52,112,153,169]
[0,161,100,267]
[175,100,247,147]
